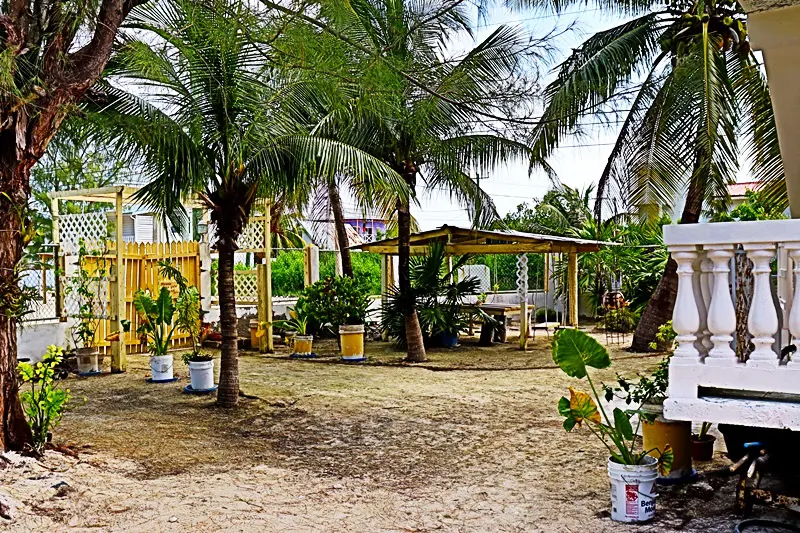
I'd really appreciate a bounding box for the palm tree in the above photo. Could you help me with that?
[527,0,784,350]
[83,0,404,405]
[294,0,538,361]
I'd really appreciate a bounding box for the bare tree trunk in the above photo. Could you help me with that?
[328,181,352,278]
[0,162,34,452]
[216,245,239,407]
[631,176,705,351]
[397,167,426,362]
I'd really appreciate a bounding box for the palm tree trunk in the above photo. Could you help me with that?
[216,244,239,407]
[0,153,35,451]
[631,175,705,351]
[397,167,426,362]
[328,182,353,278]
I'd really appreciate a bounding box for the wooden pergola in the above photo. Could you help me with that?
[353,225,615,346]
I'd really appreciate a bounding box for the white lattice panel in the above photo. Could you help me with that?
[59,212,109,253]
[233,270,258,304]
[237,217,266,251]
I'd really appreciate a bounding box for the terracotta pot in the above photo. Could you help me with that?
[691,435,716,462]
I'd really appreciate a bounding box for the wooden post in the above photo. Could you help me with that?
[567,251,578,327]
[519,300,528,350]
[257,263,269,353]
[380,254,389,341]
[111,190,127,373]
[304,244,319,287]
[264,202,273,352]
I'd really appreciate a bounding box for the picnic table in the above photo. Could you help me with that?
[462,302,530,345]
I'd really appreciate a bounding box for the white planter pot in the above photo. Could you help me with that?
[608,455,658,523]
[76,348,99,374]
[189,359,214,391]
[150,354,174,381]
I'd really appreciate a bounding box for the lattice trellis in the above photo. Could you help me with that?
[232,270,259,304]
[59,212,109,254]
[516,254,529,302]
[237,216,266,251]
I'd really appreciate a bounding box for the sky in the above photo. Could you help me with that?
[406,6,628,230]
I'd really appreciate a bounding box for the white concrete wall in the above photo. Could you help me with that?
[17,321,70,363]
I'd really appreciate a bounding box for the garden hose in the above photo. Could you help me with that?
[734,519,800,532]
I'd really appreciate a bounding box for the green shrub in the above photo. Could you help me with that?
[535,308,558,323]
[649,321,676,352]
[271,251,306,296]
[17,346,71,454]
[298,276,372,334]
[601,307,638,333]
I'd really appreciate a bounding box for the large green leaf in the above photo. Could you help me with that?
[552,329,611,378]
[155,287,175,326]
[613,407,634,441]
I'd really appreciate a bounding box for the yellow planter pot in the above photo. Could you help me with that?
[249,320,259,348]
[293,336,314,357]
[339,325,365,361]
[641,405,693,480]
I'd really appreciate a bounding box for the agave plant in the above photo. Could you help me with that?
[382,243,483,347]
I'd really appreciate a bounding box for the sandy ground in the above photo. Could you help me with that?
[2,333,799,532]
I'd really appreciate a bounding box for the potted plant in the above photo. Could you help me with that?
[66,242,108,376]
[604,355,693,481]
[176,286,215,391]
[553,329,673,523]
[278,311,314,358]
[692,422,715,461]
[134,287,178,382]
[649,321,677,352]
[300,276,371,361]
[382,244,481,348]
[159,261,215,391]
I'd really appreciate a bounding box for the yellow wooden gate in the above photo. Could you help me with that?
[80,241,201,354]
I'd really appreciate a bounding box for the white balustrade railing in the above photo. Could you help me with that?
[663,219,800,429]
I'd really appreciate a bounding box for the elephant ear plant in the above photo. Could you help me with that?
[552,329,673,474]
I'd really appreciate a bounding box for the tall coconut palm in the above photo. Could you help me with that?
[83,0,405,405]
[280,0,540,361]
[527,0,784,349]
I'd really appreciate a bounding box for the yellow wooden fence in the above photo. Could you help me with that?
[81,241,201,354]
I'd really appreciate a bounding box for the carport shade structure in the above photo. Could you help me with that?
[351,225,616,347]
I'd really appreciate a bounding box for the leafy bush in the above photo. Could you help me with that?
[649,321,676,352]
[603,356,670,406]
[535,308,558,323]
[298,276,371,334]
[601,307,638,333]
[17,346,71,454]
[269,251,383,297]
[271,251,306,296]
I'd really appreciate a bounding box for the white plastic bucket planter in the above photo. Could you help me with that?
[608,455,658,523]
[189,360,214,391]
[150,354,174,381]
[76,348,99,374]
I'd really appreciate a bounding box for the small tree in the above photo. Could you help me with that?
[17,346,71,455]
